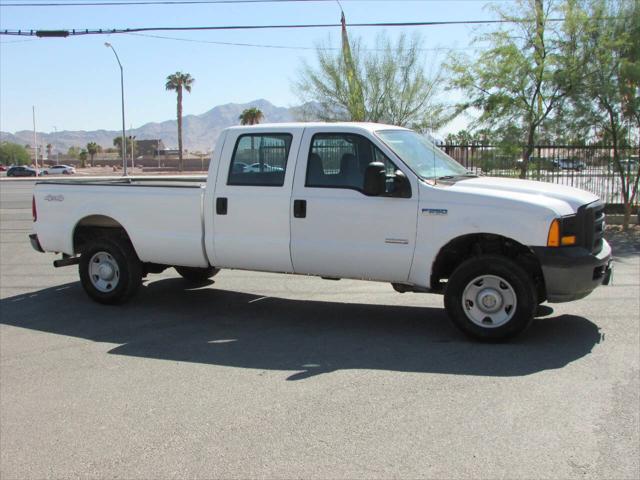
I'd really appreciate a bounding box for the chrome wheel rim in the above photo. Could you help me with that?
[461,275,517,328]
[89,251,120,293]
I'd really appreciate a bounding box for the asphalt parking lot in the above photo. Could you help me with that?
[1,179,638,479]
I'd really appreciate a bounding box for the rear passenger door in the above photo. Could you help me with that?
[211,128,301,272]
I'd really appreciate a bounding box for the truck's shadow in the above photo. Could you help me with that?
[0,278,602,380]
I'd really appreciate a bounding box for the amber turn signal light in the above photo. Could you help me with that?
[547,219,560,247]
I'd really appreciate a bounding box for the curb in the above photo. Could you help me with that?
[606,214,639,225]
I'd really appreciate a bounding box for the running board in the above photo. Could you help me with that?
[53,254,80,268]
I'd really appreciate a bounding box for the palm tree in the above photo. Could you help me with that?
[86,142,101,167]
[165,72,194,172]
[238,107,264,125]
[238,108,265,166]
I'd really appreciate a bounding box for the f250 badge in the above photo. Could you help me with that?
[422,208,448,216]
[44,194,64,202]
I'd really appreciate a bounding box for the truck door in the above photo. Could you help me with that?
[290,129,419,282]
[211,127,301,272]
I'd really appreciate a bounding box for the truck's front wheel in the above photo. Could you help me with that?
[444,255,536,341]
[79,237,142,304]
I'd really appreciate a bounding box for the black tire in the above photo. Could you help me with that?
[444,255,537,341]
[174,266,219,283]
[79,236,142,305]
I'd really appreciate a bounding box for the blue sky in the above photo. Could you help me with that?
[0,0,503,133]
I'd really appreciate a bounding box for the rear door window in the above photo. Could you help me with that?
[228,134,292,187]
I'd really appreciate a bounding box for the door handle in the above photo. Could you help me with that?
[216,197,228,215]
[293,199,306,218]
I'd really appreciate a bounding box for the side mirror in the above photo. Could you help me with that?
[393,170,411,198]
[363,162,386,196]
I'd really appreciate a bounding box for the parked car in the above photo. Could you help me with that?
[41,164,76,175]
[619,157,639,170]
[6,165,38,177]
[0,165,7,172]
[30,123,612,341]
[552,158,586,171]
[247,162,284,173]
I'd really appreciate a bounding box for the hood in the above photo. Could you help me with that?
[445,176,598,213]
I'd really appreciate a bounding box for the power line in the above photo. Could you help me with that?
[127,31,483,51]
[0,0,516,7]
[2,18,566,36]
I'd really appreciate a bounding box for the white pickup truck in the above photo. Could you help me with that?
[30,123,612,340]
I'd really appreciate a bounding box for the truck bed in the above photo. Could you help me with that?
[33,176,210,268]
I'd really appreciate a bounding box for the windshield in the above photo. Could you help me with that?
[376,129,470,180]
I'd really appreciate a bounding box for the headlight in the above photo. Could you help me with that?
[547,215,577,247]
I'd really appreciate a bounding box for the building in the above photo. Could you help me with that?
[135,139,165,157]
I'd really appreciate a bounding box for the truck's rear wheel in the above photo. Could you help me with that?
[79,237,142,304]
[174,266,219,283]
[444,255,536,341]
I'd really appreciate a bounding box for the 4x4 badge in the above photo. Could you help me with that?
[44,194,64,202]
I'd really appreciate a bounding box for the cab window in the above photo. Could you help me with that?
[305,133,398,192]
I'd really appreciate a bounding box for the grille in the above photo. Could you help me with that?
[578,201,605,254]
[592,204,605,254]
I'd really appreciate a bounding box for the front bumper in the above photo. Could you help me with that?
[532,239,612,303]
[29,233,44,253]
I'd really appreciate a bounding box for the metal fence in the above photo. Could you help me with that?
[439,144,640,206]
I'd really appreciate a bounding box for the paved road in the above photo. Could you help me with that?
[1,180,638,479]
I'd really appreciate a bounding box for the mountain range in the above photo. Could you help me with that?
[0,99,305,153]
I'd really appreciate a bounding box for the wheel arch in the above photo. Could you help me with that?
[430,232,546,301]
[72,214,137,256]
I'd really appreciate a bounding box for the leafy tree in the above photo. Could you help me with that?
[563,0,640,228]
[238,107,264,125]
[79,149,88,168]
[113,137,136,159]
[46,143,53,161]
[295,31,445,128]
[449,0,571,178]
[165,72,194,172]
[86,142,101,167]
[67,146,81,159]
[0,142,30,165]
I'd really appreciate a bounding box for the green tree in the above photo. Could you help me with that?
[113,137,135,159]
[238,107,264,125]
[295,32,445,128]
[0,142,30,165]
[449,0,571,178]
[165,72,194,172]
[67,146,81,159]
[79,149,88,168]
[564,0,640,228]
[86,142,101,167]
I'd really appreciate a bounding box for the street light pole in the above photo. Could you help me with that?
[32,106,38,172]
[104,42,127,176]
